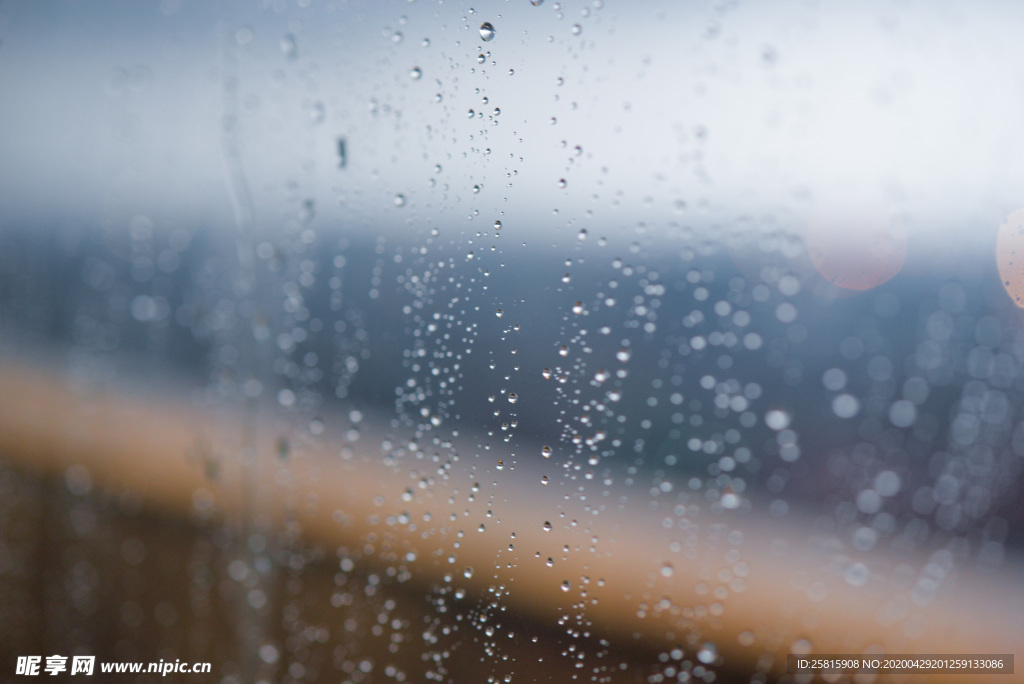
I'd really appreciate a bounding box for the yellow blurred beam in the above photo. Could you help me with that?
[0,358,1020,682]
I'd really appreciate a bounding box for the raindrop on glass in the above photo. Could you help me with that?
[765,408,790,430]
[791,638,813,655]
[696,642,718,665]
[281,33,297,59]
[479,22,496,42]
[888,399,917,428]
[822,368,847,391]
[844,562,869,587]
[832,393,860,419]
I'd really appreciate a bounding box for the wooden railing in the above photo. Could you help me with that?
[1,357,1020,682]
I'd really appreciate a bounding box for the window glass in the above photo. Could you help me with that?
[0,1,1022,682]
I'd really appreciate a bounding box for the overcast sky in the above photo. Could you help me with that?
[1,0,1023,251]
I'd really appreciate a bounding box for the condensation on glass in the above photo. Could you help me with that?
[0,1,1023,683]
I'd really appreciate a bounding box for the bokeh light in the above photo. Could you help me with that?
[996,209,1024,307]
[805,208,907,291]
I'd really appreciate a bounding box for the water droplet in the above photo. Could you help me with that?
[822,367,847,391]
[531,0,544,5]
[844,562,869,587]
[336,137,347,168]
[874,470,901,497]
[660,563,674,578]
[558,178,567,189]
[852,526,878,551]
[765,408,790,430]
[791,638,813,656]
[541,475,549,485]
[409,66,422,80]
[696,642,718,665]
[559,345,569,357]
[259,643,279,664]
[494,219,502,230]
[571,24,582,35]
[561,580,571,592]
[542,446,552,457]
[832,393,859,419]
[496,309,503,318]
[888,399,917,428]
[479,22,496,41]
[508,392,518,404]
[616,348,631,363]
[572,301,584,315]
[393,194,406,207]
[578,228,588,240]
[281,33,297,59]
[464,567,474,579]
[309,101,326,124]
[542,368,552,380]
[542,521,552,532]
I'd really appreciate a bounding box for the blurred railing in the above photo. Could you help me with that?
[1,357,1020,683]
